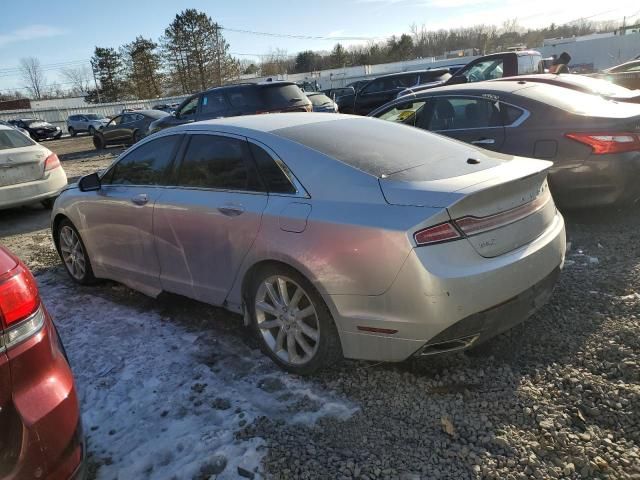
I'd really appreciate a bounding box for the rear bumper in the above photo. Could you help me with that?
[549,152,640,208]
[330,211,566,362]
[3,309,84,480]
[0,167,67,209]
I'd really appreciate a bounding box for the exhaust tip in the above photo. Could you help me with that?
[417,334,480,356]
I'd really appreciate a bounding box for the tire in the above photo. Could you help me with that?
[56,219,97,285]
[248,264,342,374]
[132,130,142,143]
[88,126,96,136]
[93,134,105,150]
[68,127,76,137]
[41,198,55,209]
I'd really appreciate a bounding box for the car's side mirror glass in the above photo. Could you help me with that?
[78,172,101,192]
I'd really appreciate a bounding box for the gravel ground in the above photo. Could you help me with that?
[1,137,638,479]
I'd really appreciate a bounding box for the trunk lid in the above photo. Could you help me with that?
[380,157,556,258]
[0,146,47,187]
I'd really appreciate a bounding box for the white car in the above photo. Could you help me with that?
[0,125,67,209]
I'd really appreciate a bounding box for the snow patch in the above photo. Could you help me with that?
[37,271,357,480]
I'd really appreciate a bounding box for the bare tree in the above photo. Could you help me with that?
[19,57,46,100]
[60,65,92,94]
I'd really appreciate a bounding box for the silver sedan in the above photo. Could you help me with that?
[51,113,566,373]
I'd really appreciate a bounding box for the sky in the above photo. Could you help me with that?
[1,0,639,94]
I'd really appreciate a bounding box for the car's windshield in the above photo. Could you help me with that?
[556,75,636,97]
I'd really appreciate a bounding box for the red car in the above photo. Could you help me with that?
[0,246,85,479]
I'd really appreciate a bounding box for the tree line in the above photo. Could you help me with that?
[258,19,620,75]
[5,15,623,103]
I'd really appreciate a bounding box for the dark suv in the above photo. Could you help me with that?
[148,82,312,134]
[337,69,451,115]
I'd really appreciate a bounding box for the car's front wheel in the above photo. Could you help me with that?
[68,127,76,137]
[88,126,96,136]
[248,265,342,374]
[56,219,97,285]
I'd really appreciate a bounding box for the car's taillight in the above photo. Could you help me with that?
[565,132,640,154]
[414,222,462,246]
[0,264,43,350]
[44,153,61,171]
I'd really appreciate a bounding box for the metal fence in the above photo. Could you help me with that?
[0,95,190,133]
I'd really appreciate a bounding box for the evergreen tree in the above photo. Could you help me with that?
[121,37,163,99]
[91,47,125,102]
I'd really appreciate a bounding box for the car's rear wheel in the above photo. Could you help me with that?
[88,126,96,136]
[132,130,142,143]
[68,127,76,137]
[248,265,342,374]
[57,219,97,285]
[93,134,105,150]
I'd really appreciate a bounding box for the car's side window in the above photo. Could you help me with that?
[107,115,122,127]
[249,143,296,194]
[227,89,262,110]
[503,104,526,126]
[177,135,262,192]
[178,96,199,118]
[105,135,179,186]
[428,97,502,131]
[361,79,385,95]
[462,59,505,82]
[377,101,427,127]
[200,92,229,116]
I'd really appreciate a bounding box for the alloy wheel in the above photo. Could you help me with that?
[59,226,87,280]
[255,275,320,366]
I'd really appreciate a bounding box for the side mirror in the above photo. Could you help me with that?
[78,172,101,192]
[447,75,468,85]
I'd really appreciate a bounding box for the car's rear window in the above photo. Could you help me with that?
[272,117,504,180]
[260,84,309,108]
[516,83,640,118]
[0,129,35,149]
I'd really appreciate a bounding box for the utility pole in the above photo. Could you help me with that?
[90,62,102,103]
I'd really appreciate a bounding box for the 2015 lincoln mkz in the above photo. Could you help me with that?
[51,114,566,373]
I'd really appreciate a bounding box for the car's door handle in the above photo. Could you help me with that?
[471,138,496,145]
[131,193,149,206]
[218,204,244,217]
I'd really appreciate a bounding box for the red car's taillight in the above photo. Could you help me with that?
[565,132,640,154]
[414,222,462,246]
[0,263,43,350]
[44,153,61,171]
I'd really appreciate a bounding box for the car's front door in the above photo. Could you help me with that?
[80,134,182,295]
[421,95,506,151]
[102,115,122,143]
[153,132,268,305]
[198,90,231,120]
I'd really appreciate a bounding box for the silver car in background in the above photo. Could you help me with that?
[66,113,110,137]
[0,125,67,209]
[51,114,566,373]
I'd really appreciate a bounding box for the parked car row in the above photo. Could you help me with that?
[369,79,640,208]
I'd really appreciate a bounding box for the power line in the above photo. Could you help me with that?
[220,26,376,41]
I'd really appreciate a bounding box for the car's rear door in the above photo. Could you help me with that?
[153,132,268,305]
[421,95,505,151]
[80,134,183,294]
